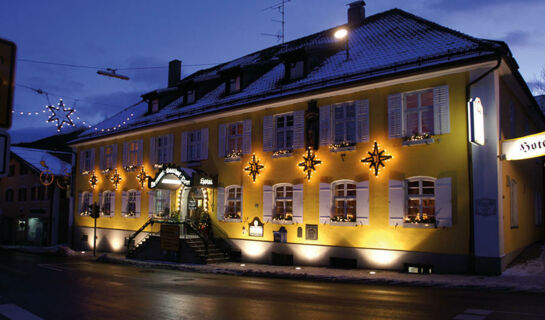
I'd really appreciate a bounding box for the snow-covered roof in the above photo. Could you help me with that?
[74,8,506,143]
[11,146,72,176]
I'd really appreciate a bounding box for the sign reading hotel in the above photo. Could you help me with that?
[502,131,545,160]
[469,97,485,146]
[149,166,191,188]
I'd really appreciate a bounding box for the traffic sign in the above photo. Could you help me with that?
[0,38,16,129]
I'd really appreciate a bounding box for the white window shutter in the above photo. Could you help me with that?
[99,147,105,171]
[356,99,370,143]
[217,187,225,221]
[218,124,226,157]
[89,149,95,171]
[319,105,331,146]
[135,191,141,217]
[137,139,143,166]
[435,177,452,227]
[240,186,244,219]
[181,132,188,162]
[148,190,156,217]
[89,192,94,206]
[263,185,273,222]
[78,192,83,213]
[79,151,85,173]
[122,142,128,167]
[433,85,450,135]
[200,128,209,160]
[98,192,103,213]
[110,192,116,216]
[149,136,156,165]
[356,181,369,225]
[263,115,274,152]
[167,134,174,163]
[293,110,305,149]
[319,183,332,224]
[112,144,118,169]
[292,184,304,224]
[388,93,403,138]
[242,119,252,154]
[121,191,127,215]
[388,179,405,226]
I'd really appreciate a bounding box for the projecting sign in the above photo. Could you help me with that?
[0,38,16,129]
[502,131,545,160]
[469,97,485,146]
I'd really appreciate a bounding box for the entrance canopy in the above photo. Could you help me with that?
[148,165,216,190]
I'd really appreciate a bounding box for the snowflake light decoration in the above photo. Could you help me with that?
[298,147,321,181]
[244,154,264,182]
[109,168,122,190]
[89,171,99,189]
[47,98,75,132]
[136,166,148,189]
[361,141,392,177]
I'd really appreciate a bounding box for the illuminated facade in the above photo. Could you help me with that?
[70,4,544,274]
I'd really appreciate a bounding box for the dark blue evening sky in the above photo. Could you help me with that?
[1,0,544,142]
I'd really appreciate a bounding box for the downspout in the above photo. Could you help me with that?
[465,57,501,273]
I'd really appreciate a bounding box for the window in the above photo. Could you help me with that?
[128,141,139,167]
[274,185,293,221]
[37,186,45,201]
[81,149,94,172]
[5,189,13,202]
[334,102,356,144]
[188,130,201,161]
[229,76,241,93]
[227,123,243,155]
[332,182,356,222]
[81,192,92,215]
[151,99,159,113]
[8,165,15,177]
[186,90,195,104]
[104,145,115,170]
[275,114,294,150]
[156,136,169,164]
[289,61,304,80]
[225,186,242,219]
[18,188,26,202]
[509,177,518,228]
[31,186,37,201]
[406,178,435,223]
[127,190,137,215]
[102,191,112,216]
[19,165,29,175]
[155,190,170,217]
[405,90,434,136]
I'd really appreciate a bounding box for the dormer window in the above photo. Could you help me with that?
[228,76,241,93]
[151,99,159,113]
[186,90,195,104]
[289,61,305,80]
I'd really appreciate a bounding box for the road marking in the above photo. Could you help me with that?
[36,264,64,272]
[0,304,43,320]
[464,309,492,316]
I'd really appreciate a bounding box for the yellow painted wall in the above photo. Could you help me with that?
[499,79,545,255]
[74,72,471,255]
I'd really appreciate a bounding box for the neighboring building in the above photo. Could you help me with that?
[70,3,544,274]
[0,147,72,246]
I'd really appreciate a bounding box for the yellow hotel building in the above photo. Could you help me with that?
[70,3,544,274]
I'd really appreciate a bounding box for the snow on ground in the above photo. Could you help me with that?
[0,245,78,257]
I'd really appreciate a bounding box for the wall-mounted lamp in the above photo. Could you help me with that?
[334,28,350,60]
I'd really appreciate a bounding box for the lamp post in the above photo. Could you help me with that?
[90,202,100,257]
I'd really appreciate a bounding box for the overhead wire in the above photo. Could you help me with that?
[18,58,219,70]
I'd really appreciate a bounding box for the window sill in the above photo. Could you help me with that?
[223,218,242,223]
[100,213,113,218]
[402,138,435,147]
[330,146,356,153]
[122,214,140,219]
[272,151,293,159]
[271,219,294,225]
[403,222,436,229]
[330,221,358,226]
[124,166,139,172]
[224,157,241,163]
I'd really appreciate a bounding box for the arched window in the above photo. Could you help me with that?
[406,177,435,223]
[224,185,242,220]
[332,181,356,222]
[80,191,93,215]
[273,184,293,221]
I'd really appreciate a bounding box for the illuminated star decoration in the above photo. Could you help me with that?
[136,166,148,189]
[244,154,264,182]
[361,141,392,177]
[47,98,75,132]
[109,168,122,190]
[298,147,321,181]
[89,171,99,189]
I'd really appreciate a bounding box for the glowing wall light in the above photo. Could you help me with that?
[367,249,399,266]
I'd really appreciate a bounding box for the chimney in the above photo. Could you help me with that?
[168,59,181,87]
[347,1,366,26]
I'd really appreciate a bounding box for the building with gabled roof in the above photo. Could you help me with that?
[70,2,544,274]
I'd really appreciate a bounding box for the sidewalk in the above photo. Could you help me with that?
[3,243,545,292]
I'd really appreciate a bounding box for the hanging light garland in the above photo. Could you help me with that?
[89,171,99,189]
[298,147,321,181]
[244,154,265,182]
[136,166,148,189]
[46,98,75,132]
[361,141,392,177]
[109,168,122,190]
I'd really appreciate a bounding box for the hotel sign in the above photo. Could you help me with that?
[249,217,264,237]
[502,131,545,161]
[469,97,485,146]
[149,166,191,189]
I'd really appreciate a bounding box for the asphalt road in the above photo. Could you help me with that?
[0,250,544,320]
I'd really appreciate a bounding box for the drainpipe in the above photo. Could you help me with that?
[465,57,502,273]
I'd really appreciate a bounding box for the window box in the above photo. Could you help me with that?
[81,170,90,175]
[225,150,242,162]
[330,221,358,227]
[272,149,293,158]
[403,222,436,229]
[329,142,356,152]
[124,165,138,172]
[100,168,111,175]
[402,134,435,146]
[122,212,137,218]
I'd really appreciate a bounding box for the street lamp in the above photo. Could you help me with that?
[334,27,350,61]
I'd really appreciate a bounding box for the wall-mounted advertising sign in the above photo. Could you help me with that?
[469,97,485,146]
[149,166,192,189]
[502,131,545,160]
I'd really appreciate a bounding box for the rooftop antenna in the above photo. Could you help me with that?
[261,0,291,44]
[97,68,130,80]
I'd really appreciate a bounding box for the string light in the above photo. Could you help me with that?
[89,171,99,189]
[361,141,393,177]
[136,166,148,189]
[244,154,264,182]
[109,168,122,190]
[298,147,322,181]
